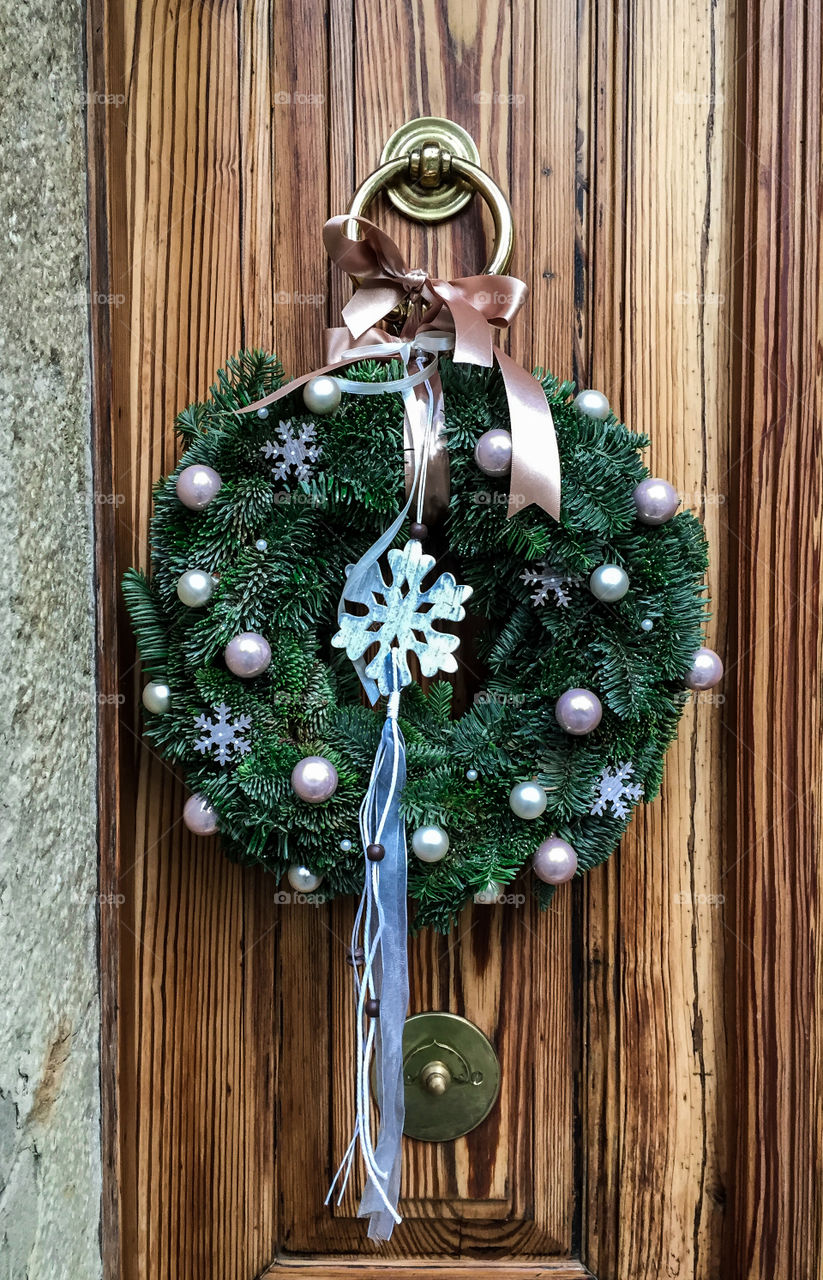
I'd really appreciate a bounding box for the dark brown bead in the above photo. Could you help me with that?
[366,842,385,862]
[365,998,380,1017]
[346,947,365,967]
[409,521,428,541]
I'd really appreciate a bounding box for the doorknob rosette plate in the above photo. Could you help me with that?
[400,1011,500,1141]
[378,117,482,222]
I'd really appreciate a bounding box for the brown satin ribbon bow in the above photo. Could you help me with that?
[322,214,561,521]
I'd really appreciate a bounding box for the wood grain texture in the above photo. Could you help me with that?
[84,0,819,1275]
[726,0,823,1275]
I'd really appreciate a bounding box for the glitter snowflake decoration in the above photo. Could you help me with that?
[331,539,473,697]
[261,419,321,483]
[521,560,581,607]
[590,762,644,820]
[194,703,252,766]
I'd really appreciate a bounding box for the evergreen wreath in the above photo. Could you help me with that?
[124,348,712,932]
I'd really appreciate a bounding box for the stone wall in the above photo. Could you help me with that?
[0,0,102,1275]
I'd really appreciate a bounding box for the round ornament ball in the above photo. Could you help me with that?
[255,538,268,551]
[509,780,548,820]
[340,838,353,853]
[474,881,503,905]
[183,793,219,836]
[176,569,215,608]
[303,375,341,415]
[287,864,323,893]
[533,836,578,884]
[142,680,171,715]
[640,618,654,632]
[224,631,271,678]
[176,464,222,510]
[291,755,338,804]
[474,428,512,476]
[466,768,479,782]
[633,477,680,526]
[573,388,610,420]
[555,688,603,736]
[589,563,629,603]
[411,824,450,863]
[685,646,724,691]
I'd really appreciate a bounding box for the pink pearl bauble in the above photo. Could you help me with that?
[176,464,223,510]
[224,631,271,678]
[291,755,339,804]
[685,646,724,690]
[555,687,603,735]
[632,477,680,526]
[474,428,513,476]
[533,836,578,884]
[183,793,219,836]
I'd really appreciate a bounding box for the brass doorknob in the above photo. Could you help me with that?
[346,116,515,276]
[419,1059,452,1096]
[400,1012,500,1142]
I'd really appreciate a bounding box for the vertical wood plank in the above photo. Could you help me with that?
[574,1,734,1275]
[728,0,823,1274]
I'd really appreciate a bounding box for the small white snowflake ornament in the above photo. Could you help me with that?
[194,703,252,766]
[521,560,581,607]
[590,761,643,820]
[261,419,321,483]
[331,539,472,697]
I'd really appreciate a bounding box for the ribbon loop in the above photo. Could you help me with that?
[323,214,560,520]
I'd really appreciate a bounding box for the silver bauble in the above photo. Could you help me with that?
[589,563,630,603]
[287,864,324,893]
[142,680,171,714]
[303,375,341,415]
[473,428,513,476]
[411,824,450,863]
[508,780,548,820]
[573,389,610,420]
[176,569,215,608]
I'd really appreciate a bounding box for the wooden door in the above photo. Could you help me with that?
[87,0,823,1276]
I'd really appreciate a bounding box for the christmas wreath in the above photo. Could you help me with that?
[124,346,717,933]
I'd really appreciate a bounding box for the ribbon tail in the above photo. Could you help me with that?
[357,711,408,1240]
[494,348,562,521]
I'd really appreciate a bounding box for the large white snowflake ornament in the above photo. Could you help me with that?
[590,761,644,820]
[194,703,252,766]
[331,539,473,698]
[261,419,321,483]
[521,560,582,607]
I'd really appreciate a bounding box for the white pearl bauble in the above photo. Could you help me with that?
[589,563,630,603]
[255,538,268,551]
[466,768,479,782]
[473,428,513,476]
[303,375,341,415]
[256,407,269,419]
[411,824,450,863]
[640,618,654,632]
[142,680,171,714]
[287,864,324,893]
[177,569,215,608]
[474,881,503,905]
[340,838,353,853]
[573,389,610,420]
[508,780,548,820]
